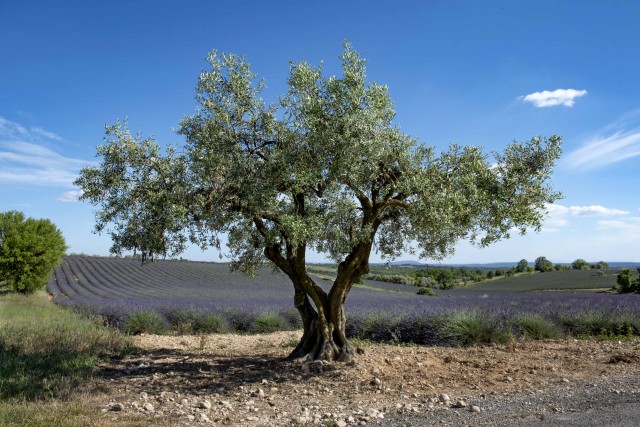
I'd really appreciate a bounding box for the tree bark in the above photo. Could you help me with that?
[287,293,356,362]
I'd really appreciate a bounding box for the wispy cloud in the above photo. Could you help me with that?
[0,116,90,188]
[597,217,640,241]
[57,190,83,203]
[521,89,587,108]
[545,203,629,228]
[565,111,640,169]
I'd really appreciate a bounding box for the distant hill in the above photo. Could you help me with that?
[386,260,639,269]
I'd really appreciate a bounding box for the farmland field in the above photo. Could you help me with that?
[48,256,640,344]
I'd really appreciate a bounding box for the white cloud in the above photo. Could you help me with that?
[568,205,629,216]
[522,89,587,108]
[0,116,90,187]
[30,127,64,141]
[566,129,640,170]
[545,203,628,228]
[57,190,83,203]
[597,217,640,241]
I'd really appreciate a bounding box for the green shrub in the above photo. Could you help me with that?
[417,287,435,296]
[616,269,640,293]
[559,311,615,336]
[0,211,67,295]
[513,313,560,340]
[250,312,288,334]
[196,314,228,333]
[354,312,403,343]
[166,307,203,334]
[442,310,507,346]
[123,311,168,335]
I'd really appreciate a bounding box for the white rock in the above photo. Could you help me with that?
[438,393,451,403]
[198,400,212,409]
[142,403,154,412]
[453,399,467,408]
[470,405,481,413]
[366,408,379,417]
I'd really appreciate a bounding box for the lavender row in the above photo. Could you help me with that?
[47,256,640,344]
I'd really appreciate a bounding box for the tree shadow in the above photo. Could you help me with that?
[98,347,339,396]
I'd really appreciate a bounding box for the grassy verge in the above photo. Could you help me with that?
[0,402,154,427]
[0,291,133,401]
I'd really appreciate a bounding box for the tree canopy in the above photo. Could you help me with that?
[534,256,554,272]
[0,211,67,294]
[76,43,562,361]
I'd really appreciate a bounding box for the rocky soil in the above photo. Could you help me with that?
[91,332,640,426]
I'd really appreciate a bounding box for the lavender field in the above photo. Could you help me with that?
[48,256,640,345]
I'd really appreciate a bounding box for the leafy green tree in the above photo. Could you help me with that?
[0,211,67,294]
[76,43,562,361]
[593,261,609,270]
[534,256,553,272]
[571,258,589,270]
[616,269,639,293]
[515,258,529,273]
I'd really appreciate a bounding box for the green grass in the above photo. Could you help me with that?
[0,401,155,427]
[0,291,133,401]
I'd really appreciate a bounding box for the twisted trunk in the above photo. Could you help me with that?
[285,241,372,362]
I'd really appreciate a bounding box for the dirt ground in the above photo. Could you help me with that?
[91,332,640,426]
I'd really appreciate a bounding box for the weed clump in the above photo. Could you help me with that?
[512,313,560,340]
[123,311,168,335]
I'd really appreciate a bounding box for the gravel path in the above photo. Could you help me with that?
[373,374,640,427]
[93,333,640,426]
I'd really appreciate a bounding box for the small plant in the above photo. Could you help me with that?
[123,311,168,335]
[442,310,507,346]
[165,307,203,334]
[250,312,288,334]
[417,287,435,296]
[196,314,228,333]
[513,313,560,340]
[280,337,300,348]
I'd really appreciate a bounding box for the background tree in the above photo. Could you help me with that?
[593,261,609,270]
[571,258,589,270]
[515,258,529,273]
[534,256,553,272]
[0,211,67,294]
[76,43,562,362]
[616,269,640,293]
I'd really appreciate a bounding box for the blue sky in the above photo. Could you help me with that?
[1,0,639,264]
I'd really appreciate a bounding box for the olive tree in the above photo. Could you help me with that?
[0,211,67,294]
[76,43,562,361]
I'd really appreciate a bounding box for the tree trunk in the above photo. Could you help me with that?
[287,291,356,362]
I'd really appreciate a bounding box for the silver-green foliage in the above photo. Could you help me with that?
[76,43,561,268]
[75,42,562,359]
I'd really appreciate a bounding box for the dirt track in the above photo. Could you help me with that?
[92,332,640,426]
